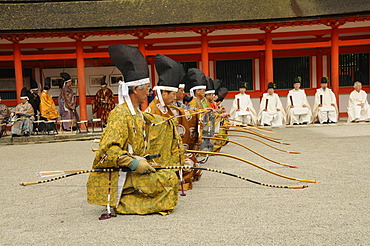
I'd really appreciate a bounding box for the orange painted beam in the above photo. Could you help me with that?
[0,55,14,61]
[209,45,265,53]
[145,36,200,45]
[209,33,265,41]
[12,39,136,49]
[83,52,109,58]
[273,41,331,50]
[146,48,201,56]
[147,44,199,50]
[339,38,370,46]
[272,29,329,38]
[21,53,76,60]
[338,26,370,34]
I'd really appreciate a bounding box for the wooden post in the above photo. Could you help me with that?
[138,36,146,56]
[331,25,340,108]
[13,41,23,103]
[201,33,209,77]
[75,40,88,122]
[264,29,273,90]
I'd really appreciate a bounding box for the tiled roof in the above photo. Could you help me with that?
[0,0,369,32]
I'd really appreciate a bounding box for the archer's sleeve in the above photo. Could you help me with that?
[92,107,131,169]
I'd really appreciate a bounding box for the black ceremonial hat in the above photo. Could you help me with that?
[239,82,247,89]
[108,44,149,83]
[215,95,224,103]
[268,82,274,89]
[44,77,51,90]
[20,87,29,99]
[294,76,302,84]
[218,87,228,98]
[155,54,185,89]
[30,79,38,90]
[213,79,221,94]
[60,72,71,82]
[205,77,215,94]
[188,68,207,87]
[101,76,107,86]
[321,77,328,83]
[183,94,193,103]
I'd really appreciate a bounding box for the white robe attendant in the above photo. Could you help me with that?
[258,93,285,127]
[286,89,312,125]
[347,90,370,122]
[230,93,257,125]
[312,88,338,123]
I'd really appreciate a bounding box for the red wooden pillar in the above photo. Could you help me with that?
[331,26,340,108]
[138,36,146,56]
[13,41,23,103]
[136,34,148,110]
[264,29,273,90]
[201,33,209,76]
[76,40,88,122]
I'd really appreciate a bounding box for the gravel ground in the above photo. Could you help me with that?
[0,123,369,246]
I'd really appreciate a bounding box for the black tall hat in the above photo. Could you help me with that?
[20,87,29,99]
[268,82,275,89]
[60,72,71,82]
[215,95,224,103]
[44,77,51,90]
[101,76,107,86]
[108,44,149,83]
[58,79,64,89]
[30,79,38,90]
[321,77,328,83]
[108,44,150,114]
[294,76,302,84]
[218,87,228,98]
[183,94,193,104]
[213,79,222,94]
[205,77,215,94]
[239,82,247,89]
[188,68,207,97]
[154,54,185,90]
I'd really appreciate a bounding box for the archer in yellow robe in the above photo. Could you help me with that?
[189,96,204,110]
[87,103,184,215]
[145,98,202,189]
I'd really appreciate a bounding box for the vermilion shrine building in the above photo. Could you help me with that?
[1,0,369,121]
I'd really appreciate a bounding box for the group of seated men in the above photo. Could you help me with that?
[0,79,61,137]
[1,75,368,138]
[230,78,370,127]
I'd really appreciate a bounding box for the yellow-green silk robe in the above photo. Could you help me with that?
[189,97,204,110]
[87,103,184,215]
